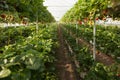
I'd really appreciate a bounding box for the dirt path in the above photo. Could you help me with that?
[55,25,78,80]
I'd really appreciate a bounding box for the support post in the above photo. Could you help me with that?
[93,19,96,60]
[36,11,38,33]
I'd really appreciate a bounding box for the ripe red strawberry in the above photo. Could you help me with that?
[96,18,99,20]
[0,14,6,19]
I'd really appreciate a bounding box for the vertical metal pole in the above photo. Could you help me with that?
[76,21,78,43]
[76,21,78,36]
[93,19,96,60]
[7,3,9,27]
[36,10,38,33]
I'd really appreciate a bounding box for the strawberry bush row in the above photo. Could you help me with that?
[0,26,36,47]
[0,24,58,80]
[62,26,120,80]
[63,24,120,59]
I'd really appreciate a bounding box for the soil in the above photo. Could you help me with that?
[55,25,78,80]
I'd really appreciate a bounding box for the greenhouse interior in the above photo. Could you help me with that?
[0,0,120,80]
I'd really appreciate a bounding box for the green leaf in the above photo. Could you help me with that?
[25,56,42,70]
[0,68,11,78]
[11,69,31,80]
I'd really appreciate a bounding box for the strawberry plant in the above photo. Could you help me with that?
[62,25,119,79]
[0,24,58,80]
[0,26,36,48]
[63,24,120,59]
